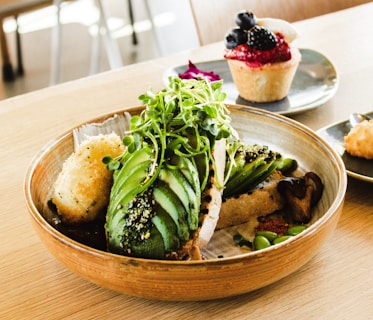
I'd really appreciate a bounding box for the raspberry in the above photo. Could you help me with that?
[248,26,277,50]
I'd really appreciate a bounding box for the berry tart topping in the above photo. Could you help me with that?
[248,26,277,50]
[235,10,257,30]
[224,27,248,49]
[224,33,291,66]
[223,11,296,66]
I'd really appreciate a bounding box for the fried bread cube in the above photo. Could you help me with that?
[52,133,124,224]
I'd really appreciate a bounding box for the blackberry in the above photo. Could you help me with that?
[248,26,277,50]
[225,27,248,49]
[235,10,257,30]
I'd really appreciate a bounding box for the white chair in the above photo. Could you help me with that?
[189,0,373,46]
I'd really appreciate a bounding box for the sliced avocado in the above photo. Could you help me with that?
[159,168,199,231]
[152,181,190,242]
[125,225,165,259]
[152,205,180,252]
[227,159,268,196]
[107,190,163,257]
[194,151,210,191]
[106,185,145,251]
[178,157,201,194]
[225,147,246,180]
[224,156,266,197]
[111,147,154,196]
[107,161,152,224]
[243,159,279,191]
[106,148,155,252]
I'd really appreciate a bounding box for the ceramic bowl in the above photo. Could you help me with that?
[24,105,347,301]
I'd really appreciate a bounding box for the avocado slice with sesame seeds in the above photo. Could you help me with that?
[110,146,153,197]
[158,167,199,231]
[106,160,153,227]
[125,225,165,259]
[151,205,180,252]
[106,146,156,253]
[152,181,190,243]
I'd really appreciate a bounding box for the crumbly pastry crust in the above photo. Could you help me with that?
[344,120,373,160]
[227,47,301,102]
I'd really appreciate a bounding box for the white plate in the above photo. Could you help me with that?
[164,49,338,116]
[317,112,373,183]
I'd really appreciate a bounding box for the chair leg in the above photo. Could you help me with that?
[15,15,24,76]
[50,0,62,85]
[89,8,103,75]
[143,0,163,57]
[0,17,15,82]
[96,0,122,70]
[128,0,137,45]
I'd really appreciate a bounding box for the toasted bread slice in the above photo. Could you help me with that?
[217,170,285,229]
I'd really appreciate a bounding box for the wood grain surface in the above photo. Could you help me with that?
[1,3,373,319]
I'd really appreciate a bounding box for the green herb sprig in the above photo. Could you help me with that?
[114,77,236,191]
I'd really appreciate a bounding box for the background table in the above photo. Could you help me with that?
[1,3,373,319]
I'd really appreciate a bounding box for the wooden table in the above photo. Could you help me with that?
[1,3,373,319]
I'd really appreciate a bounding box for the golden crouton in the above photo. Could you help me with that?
[52,133,124,224]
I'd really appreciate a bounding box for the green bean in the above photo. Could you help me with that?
[233,222,308,251]
[287,225,307,236]
[255,230,278,243]
[254,235,271,250]
[273,235,293,245]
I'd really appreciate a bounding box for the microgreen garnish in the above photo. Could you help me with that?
[126,76,235,190]
[102,155,121,170]
[104,77,235,192]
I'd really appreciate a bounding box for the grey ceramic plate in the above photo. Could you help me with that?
[164,49,338,116]
[317,111,373,183]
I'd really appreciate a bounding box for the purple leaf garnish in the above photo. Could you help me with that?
[178,61,221,81]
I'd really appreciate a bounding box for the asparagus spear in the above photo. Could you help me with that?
[224,143,296,198]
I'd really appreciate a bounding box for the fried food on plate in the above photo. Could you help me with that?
[344,120,373,160]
